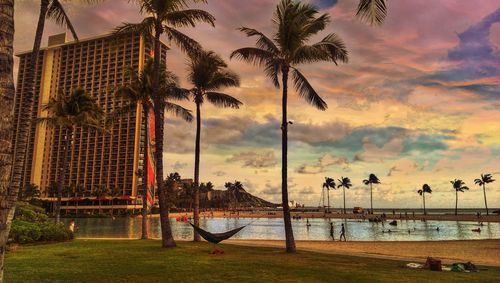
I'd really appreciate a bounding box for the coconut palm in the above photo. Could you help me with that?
[363,173,380,214]
[231,0,348,253]
[37,88,105,222]
[322,177,335,213]
[337,177,352,214]
[450,179,469,216]
[417,184,432,215]
[20,183,41,201]
[115,58,192,239]
[74,183,85,216]
[177,50,241,241]
[114,0,214,248]
[0,1,17,278]
[92,185,108,215]
[474,174,495,216]
[110,186,121,217]
[63,185,74,214]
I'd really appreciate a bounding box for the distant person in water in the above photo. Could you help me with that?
[436,227,440,232]
[330,222,335,240]
[306,219,311,227]
[340,223,346,241]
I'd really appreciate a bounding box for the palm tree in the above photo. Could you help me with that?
[450,179,469,216]
[417,184,432,215]
[363,173,380,214]
[93,185,109,215]
[63,185,74,215]
[110,186,121,217]
[37,88,104,222]
[74,183,85,217]
[231,0,348,253]
[178,50,241,241]
[0,1,17,278]
[322,177,335,213]
[474,174,495,215]
[114,0,214,248]
[115,58,192,240]
[337,177,352,214]
[20,183,41,201]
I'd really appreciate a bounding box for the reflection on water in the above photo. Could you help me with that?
[64,217,500,241]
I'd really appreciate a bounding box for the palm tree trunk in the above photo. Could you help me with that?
[56,129,71,223]
[193,101,201,242]
[423,193,426,215]
[370,183,373,214]
[152,24,175,248]
[483,184,488,216]
[455,190,458,216]
[326,189,330,214]
[281,66,295,253]
[141,104,149,240]
[0,1,16,280]
[343,187,346,214]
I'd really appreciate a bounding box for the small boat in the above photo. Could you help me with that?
[472,228,481,233]
[389,220,397,226]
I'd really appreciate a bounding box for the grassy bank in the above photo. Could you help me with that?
[6,240,500,282]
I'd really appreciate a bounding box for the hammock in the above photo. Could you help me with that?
[189,222,247,244]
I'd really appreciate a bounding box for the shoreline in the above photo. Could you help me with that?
[158,211,500,222]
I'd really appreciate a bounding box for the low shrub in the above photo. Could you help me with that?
[10,220,41,244]
[39,222,74,242]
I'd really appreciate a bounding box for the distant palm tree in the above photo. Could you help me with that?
[450,179,469,216]
[474,174,495,215]
[179,50,241,241]
[63,185,74,214]
[115,58,192,240]
[231,0,348,253]
[114,0,213,248]
[337,177,352,214]
[363,173,380,214]
[110,186,121,217]
[74,184,85,217]
[92,185,109,215]
[20,183,41,201]
[38,88,104,222]
[417,184,432,215]
[322,177,335,213]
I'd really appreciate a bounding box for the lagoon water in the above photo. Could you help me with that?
[66,217,499,241]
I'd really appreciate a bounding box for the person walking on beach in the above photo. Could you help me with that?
[340,223,346,241]
[330,222,335,240]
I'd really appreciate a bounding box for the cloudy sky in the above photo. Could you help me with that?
[14,0,500,208]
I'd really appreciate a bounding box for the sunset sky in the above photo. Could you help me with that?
[13,0,500,208]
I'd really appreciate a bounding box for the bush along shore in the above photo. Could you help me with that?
[9,202,73,244]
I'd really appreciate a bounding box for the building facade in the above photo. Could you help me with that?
[13,32,168,203]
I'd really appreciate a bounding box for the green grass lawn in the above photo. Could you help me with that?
[5,240,500,283]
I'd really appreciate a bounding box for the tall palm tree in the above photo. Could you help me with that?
[110,186,121,217]
[0,1,16,279]
[450,179,469,216]
[322,177,335,213]
[20,183,41,201]
[115,58,192,239]
[337,176,352,214]
[92,185,108,215]
[114,0,214,248]
[474,174,495,216]
[363,173,380,214]
[231,0,348,253]
[74,183,85,217]
[179,50,241,241]
[37,88,104,222]
[417,184,432,215]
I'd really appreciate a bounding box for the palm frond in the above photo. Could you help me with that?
[206,92,242,109]
[165,9,215,28]
[164,102,193,122]
[46,0,78,40]
[238,27,279,53]
[207,69,241,90]
[312,33,349,64]
[264,60,281,88]
[230,47,275,67]
[291,68,327,110]
[113,17,155,36]
[164,26,202,55]
[356,0,387,26]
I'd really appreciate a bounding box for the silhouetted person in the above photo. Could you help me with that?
[330,222,335,240]
[340,223,346,241]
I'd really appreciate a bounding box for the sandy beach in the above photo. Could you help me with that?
[226,239,500,266]
[163,210,500,222]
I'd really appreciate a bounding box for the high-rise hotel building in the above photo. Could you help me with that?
[13,33,168,201]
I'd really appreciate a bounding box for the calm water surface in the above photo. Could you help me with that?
[65,217,499,241]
